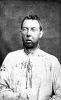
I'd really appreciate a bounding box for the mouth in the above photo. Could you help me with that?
[26,39,32,42]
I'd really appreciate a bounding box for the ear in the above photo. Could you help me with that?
[20,29,22,34]
[39,30,44,38]
[20,30,22,38]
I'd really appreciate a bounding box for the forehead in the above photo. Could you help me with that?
[22,19,40,28]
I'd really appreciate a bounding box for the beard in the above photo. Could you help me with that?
[22,38,38,49]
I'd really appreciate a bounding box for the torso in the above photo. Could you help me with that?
[7,49,53,100]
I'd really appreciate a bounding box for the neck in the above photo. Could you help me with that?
[24,44,40,55]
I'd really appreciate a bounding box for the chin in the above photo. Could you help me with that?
[24,44,34,49]
[23,40,38,49]
[23,42,38,49]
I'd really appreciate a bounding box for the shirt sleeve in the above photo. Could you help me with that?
[38,55,61,100]
[0,54,20,100]
[52,57,61,100]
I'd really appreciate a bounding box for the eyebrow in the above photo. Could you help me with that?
[31,27,37,29]
[23,27,37,29]
[22,27,28,28]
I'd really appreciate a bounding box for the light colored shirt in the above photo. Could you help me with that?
[0,48,61,100]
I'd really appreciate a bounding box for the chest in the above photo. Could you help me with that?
[11,56,52,88]
[9,56,52,100]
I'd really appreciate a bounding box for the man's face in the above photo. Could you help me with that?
[21,19,41,49]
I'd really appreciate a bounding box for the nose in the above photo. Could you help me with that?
[27,29,31,37]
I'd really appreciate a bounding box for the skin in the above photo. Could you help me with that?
[0,19,43,100]
[15,19,43,99]
[21,19,43,53]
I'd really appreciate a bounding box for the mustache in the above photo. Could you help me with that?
[22,37,32,42]
[22,37,33,44]
[26,39,32,42]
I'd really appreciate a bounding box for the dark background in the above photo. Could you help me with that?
[0,0,61,67]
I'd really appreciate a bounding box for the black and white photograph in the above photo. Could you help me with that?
[0,0,61,100]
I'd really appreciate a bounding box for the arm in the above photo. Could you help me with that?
[0,56,20,100]
[0,54,26,100]
[52,58,61,100]
[38,56,61,100]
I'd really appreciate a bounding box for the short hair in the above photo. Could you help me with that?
[21,14,42,31]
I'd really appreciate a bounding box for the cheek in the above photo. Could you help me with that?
[22,34,27,39]
[32,33,40,41]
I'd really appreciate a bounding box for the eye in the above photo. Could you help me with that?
[22,28,28,32]
[31,28,37,32]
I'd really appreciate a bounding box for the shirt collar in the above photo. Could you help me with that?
[24,44,40,56]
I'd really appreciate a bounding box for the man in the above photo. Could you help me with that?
[0,14,61,100]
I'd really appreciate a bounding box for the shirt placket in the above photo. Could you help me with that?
[26,56,33,100]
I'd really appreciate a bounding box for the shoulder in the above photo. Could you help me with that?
[3,49,24,63]
[1,49,25,69]
[6,49,24,58]
[39,49,60,68]
[39,49,59,62]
